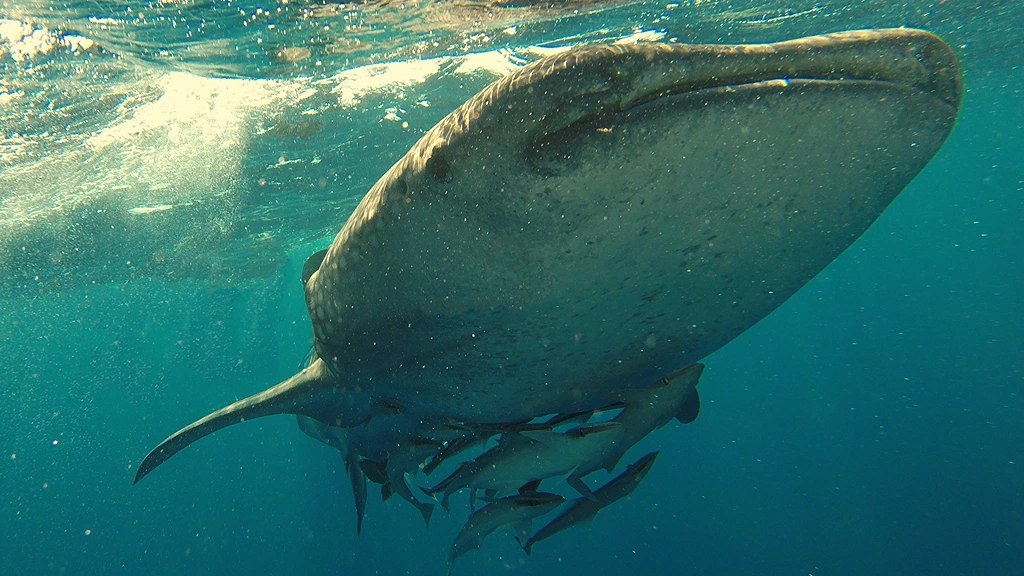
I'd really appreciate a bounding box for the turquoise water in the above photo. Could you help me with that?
[1,1,1021,575]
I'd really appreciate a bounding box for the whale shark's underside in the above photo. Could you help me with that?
[133,28,960,565]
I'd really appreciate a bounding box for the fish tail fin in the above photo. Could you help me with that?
[676,387,701,424]
[514,519,533,544]
[417,501,434,527]
[668,364,703,424]
[347,451,367,538]
[419,482,453,515]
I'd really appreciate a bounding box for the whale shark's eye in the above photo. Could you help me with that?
[427,148,451,182]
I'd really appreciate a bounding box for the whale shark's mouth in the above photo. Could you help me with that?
[621,33,960,109]
[512,30,960,158]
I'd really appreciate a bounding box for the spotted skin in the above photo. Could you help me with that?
[134,29,960,487]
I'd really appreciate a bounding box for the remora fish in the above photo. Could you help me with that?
[425,422,621,510]
[296,415,368,536]
[523,451,659,556]
[448,492,565,573]
[134,30,961,489]
[301,410,445,528]
[370,436,439,526]
[566,363,703,498]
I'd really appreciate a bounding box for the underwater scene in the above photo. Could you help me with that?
[1,1,1021,575]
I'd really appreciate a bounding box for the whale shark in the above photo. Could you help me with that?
[132,33,962,560]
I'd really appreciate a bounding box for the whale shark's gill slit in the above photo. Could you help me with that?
[302,248,329,288]
[298,346,314,370]
[427,149,451,182]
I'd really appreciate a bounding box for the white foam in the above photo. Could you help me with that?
[88,72,300,150]
[128,204,175,215]
[0,19,57,62]
[327,59,445,106]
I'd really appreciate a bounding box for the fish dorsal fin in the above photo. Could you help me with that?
[359,458,389,485]
[301,248,328,287]
[597,451,625,474]
[517,430,562,447]
[543,410,592,428]
[498,431,547,449]
[566,421,620,439]
[518,479,542,495]
[495,432,520,447]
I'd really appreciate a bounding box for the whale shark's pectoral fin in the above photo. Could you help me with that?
[134,358,348,485]
[676,387,701,424]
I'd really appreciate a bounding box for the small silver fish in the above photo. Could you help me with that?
[523,451,659,555]
[449,492,565,574]
[426,422,621,509]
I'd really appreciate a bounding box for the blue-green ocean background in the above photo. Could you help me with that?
[1,1,1021,574]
